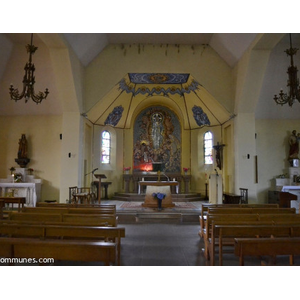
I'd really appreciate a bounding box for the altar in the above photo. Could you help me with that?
[139,181,179,208]
[0,168,42,207]
[0,182,41,207]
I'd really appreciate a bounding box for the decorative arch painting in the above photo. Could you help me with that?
[133,106,181,173]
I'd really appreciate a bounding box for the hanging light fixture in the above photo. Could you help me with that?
[274,33,300,106]
[9,33,49,104]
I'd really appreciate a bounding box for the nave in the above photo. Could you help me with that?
[53,222,300,267]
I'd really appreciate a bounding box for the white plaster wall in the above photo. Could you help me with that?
[0,115,62,201]
[256,119,300,202]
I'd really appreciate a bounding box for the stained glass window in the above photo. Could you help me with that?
[204,131,213,164]
[101,130,111,164]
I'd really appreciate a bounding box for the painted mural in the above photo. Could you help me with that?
[133,106,181,173]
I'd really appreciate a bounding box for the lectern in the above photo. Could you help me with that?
[93,174,107,204]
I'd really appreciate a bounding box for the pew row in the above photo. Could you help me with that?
[199,203,279,238]
[0,237,116,266]
[22,206,116,215]
[209,224,300,266]
[0,200,4,220]
[37,202,115,208]
[234,237,300,266]
[7,212,118,227]
[202,213,300,259]
[199,207,296,239]
[0,223,125,265]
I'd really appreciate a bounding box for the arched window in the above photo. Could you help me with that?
[204,131,213,164]
[101,130,111,164]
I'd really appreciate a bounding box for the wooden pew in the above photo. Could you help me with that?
[22,206,116,215]
[8,212,63,223]
[62,214,117,226]
[0,223,125,265]
[207,207,296,215]
[7,212,117,226]
[199,203,279,238]
[234,237,300,266]
[199,207,296,239]
[202,213,300,259]
[36,202,116,208]
[0,237,116,266]
[0,200,4,220]
[209,224,300,266]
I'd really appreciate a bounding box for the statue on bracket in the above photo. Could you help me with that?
[15,134,30,168]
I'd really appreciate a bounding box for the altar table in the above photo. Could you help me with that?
[0,182,41,207]
[138,181,179,208]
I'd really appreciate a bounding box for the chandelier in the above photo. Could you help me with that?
[274,34,300,106]
[9,33,49,104]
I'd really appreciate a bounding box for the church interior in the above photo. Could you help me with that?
[1,24,300,298]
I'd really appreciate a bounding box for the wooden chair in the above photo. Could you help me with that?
[239,188,248,204]
[69,187,93,204]
[69,186,77,203]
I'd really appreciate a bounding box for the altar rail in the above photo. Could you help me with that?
[123,173,191,194]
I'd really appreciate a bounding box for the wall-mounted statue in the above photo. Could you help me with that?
[15,134,30,168]
[18,134,28,159]
[289,130,299,160]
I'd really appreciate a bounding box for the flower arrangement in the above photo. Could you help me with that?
[183,167,189,173]
[276,173,288,178]
[124,167,131,171]
[28,168,34,175]
[152,192,166,200]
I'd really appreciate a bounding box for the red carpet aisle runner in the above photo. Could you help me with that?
[119,202,198,210]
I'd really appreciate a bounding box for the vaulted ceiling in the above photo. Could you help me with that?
[1,33,300,119]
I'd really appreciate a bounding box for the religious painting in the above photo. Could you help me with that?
[133,106,181,173]
[104,105,124,127]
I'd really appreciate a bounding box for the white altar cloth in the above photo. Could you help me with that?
[281,186,300,213]
[0,182,41,207]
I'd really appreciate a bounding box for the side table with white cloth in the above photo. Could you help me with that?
[0,182,42,207]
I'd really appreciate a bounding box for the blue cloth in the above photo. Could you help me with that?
[152,192,166,200]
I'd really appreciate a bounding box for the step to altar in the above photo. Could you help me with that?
[112,192,202,202]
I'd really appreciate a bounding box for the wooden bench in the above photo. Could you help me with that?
[8,212,63,223]
[199,203,279,238]
[223,193,241,204]
[234,237,300,266]
[0,200,4,219]
[7,212,118,227]
[202,213,300,259]
[0,223,125,265]
[209,224,300,266]
[62,214,118,226]
[0,197,26,212]
[0,237,116,266]
[207,207,296,215]
[22,206,116,215]
[199,206,294,239]
[36,202,116,208]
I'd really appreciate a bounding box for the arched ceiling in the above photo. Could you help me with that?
[1,33,300,118]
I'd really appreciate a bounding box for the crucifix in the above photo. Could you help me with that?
[213,142,225,170]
